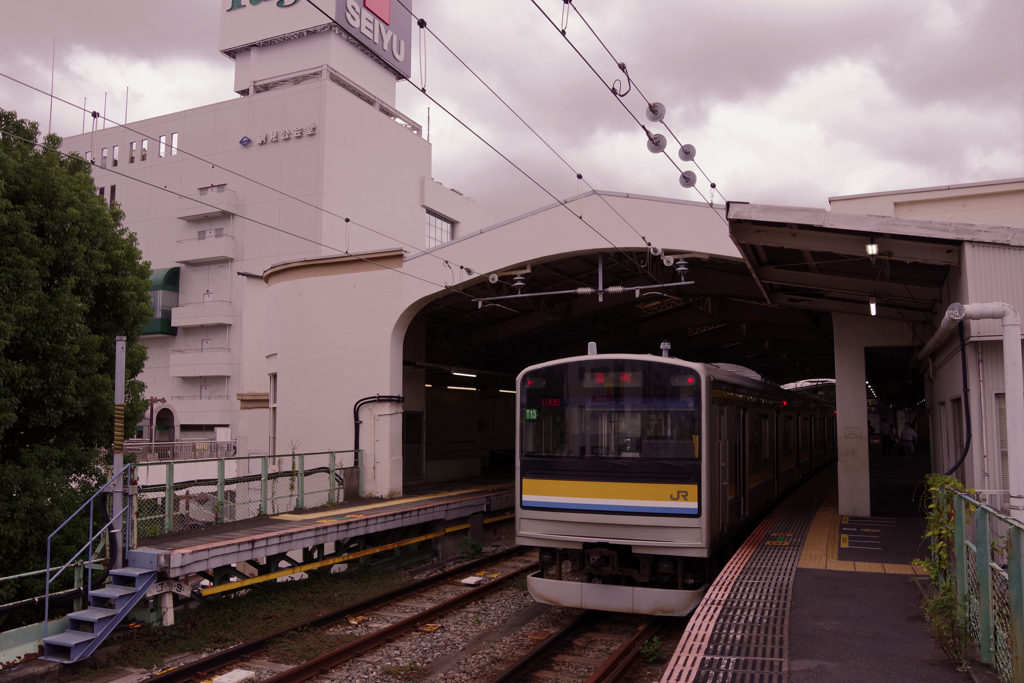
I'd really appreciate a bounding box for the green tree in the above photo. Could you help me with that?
[0,110,152,609]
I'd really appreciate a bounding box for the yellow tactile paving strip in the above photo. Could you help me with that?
[798,486,928,575]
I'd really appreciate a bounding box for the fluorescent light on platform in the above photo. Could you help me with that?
[866,243,879,256]
[447,386,476,391]
[499,389,516,394]
[869,297,877,316]
[452,371,477,378]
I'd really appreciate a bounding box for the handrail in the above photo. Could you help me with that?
[45,464,132,638]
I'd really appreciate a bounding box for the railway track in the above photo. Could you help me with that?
[487,611,668,683]
[146,547,536,683]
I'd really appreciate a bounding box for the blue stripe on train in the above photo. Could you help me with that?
[522,500,699,515]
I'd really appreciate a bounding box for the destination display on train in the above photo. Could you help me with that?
[581,371,644,388]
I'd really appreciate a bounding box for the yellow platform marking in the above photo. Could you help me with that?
[798,485,922,575]
[274,484,507,521]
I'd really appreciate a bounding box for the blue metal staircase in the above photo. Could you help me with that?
[41,565,157,663]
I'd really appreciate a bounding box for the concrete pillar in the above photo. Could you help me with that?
[832,313,917,517]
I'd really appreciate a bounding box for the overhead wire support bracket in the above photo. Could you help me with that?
[473,280,695,307]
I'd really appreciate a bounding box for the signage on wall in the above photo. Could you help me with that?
[220,0,412,79]
[241,123,317,147]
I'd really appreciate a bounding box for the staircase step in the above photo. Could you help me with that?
[91,586,138,599]
[111,567,155,578]
[69,607,119,622]
[43,631,96,647]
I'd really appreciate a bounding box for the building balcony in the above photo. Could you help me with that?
[171,300,234,327]
[176,234,235,265]
[176,187,238,221]
[169,348,233,378]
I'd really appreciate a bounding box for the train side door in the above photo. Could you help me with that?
[728,407,745,524]
[718,407,728,534]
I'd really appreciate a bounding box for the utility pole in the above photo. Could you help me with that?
[112,337,125,569]
[148,396,167,443]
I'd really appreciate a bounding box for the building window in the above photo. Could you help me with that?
[425,210,453,248]
[171,132,178,155]
[269,374,278,456]
[112,145,119,167]
[98,187,105,198]
[141,139,148,161]
[101,147,107,168]
[129,141,136,163]
[109,185,116,207]
[159,135,166,158]
[85,150,92,163]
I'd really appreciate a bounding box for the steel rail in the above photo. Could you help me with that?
[262,560,540,683]
[583,617,663,683]
[147,547,528,683]
[487,610,596,683]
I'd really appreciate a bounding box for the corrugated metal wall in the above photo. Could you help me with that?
[965,243,1024,338]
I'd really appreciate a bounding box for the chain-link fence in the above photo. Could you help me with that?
[946,491,1023,683]
[132,451,357,539]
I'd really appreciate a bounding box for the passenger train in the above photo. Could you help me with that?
[514,352,836,616]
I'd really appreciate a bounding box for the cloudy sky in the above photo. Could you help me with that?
[2,0,1021,221]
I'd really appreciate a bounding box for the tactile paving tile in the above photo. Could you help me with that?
[663,471,833,683]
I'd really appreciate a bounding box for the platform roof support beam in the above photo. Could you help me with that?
[833,313,917,517]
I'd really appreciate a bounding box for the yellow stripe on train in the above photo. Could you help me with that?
[522,479,698,502]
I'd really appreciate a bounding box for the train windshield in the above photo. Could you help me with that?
[520,359,701,461]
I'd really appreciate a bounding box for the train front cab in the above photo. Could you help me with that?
[514,355,711,617]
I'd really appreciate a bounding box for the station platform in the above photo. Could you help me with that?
[132,476,514,579]
[663,451,968,683]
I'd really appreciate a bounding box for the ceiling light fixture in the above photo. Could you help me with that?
[447,386,476,391]
[869,296,877,316]
[452,371,477,378]
[499,389,516,394]
[866,242,879,256]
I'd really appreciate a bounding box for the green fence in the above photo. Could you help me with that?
[132,451,359,540]
[946,489,1024,682]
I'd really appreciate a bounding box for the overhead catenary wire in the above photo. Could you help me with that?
[304,0,680,293]
[566,1,723,195]
[390,0,654,249]
[0,71,491,282]
[528,0,726,221]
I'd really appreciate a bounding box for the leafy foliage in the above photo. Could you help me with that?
[914,474,975,666]
[0,110,152,610]
[640,636,666,664]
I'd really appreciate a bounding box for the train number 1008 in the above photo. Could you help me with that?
[541,398,561,407]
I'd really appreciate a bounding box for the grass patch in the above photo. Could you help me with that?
[503,572,528,592]
[382,662,427,681]
[59,568,407,680]
[264,627,355,664]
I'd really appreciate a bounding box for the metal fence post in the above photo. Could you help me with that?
[955,494,967,599]
[1008,524,1024,683]
[328,451,336,505]
[297,453,305,509]
[976,506,994,665]
[217,458,225,524]
[260,456,268,516]
[164,462,174,534]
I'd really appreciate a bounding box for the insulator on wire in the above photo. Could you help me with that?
[645,102,666,123]
[606,286,624,294]
[576,287,595,295]
[675,259,689,280]
[679,171,697,188]
[513,275,526,292]
[647,134,668,154]
[679,144,697,162]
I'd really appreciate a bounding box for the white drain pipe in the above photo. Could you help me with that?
[917,302,1024,521]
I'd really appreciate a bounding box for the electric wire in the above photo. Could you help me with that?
[0,129,472,298]
[528,0,725,220]
[567,1,724,195]
[390,0,657,250]
[0,71,489,281]
[304,0,679,292]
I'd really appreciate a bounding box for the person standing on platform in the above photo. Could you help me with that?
[899,422,917,462]
[880,418,893,457]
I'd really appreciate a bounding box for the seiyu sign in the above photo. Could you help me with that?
[337,0,412,79]
[220,0,411,79]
